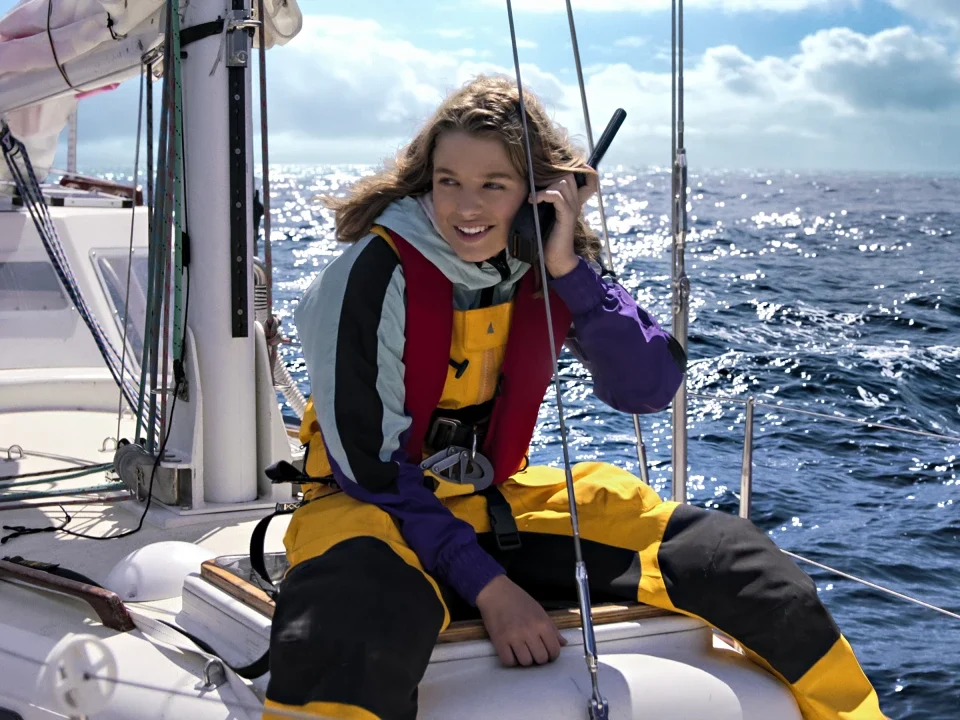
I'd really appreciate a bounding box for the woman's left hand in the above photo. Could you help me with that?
[530,171,598,278]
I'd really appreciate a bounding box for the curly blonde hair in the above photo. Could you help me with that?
[326,74,601,261]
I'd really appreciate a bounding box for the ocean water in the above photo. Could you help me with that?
[268,168,960,720]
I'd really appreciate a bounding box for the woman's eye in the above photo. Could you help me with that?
[484,183,504,190]
[437,177,458,186]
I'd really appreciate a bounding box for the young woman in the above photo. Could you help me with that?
[263,75,884,720]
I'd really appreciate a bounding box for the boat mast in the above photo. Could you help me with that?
[670,0,690,503]
[175,0,259,503]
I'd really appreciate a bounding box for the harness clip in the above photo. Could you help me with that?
[420,446,494,490]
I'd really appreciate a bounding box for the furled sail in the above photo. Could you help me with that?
[0,0,302,186]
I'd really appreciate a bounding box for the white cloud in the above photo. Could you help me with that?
[797,27,960,111]
[517,38,538,49]
[887,0,960,30]
[64,16,960,172]
[483,0,856,13]
[615,36,648,48]
[433,28,473,39]
[563,24,960,170]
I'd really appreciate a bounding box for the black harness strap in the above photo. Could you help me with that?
[157,619,271,679]
[479,485,521,552]
[249,501,299,596]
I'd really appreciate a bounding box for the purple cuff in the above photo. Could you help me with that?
[548,256,606,315]
[437,540,506,606]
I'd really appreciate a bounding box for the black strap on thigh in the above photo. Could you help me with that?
[479,484,521,552]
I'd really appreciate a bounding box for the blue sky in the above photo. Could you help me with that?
[3,0,960,171]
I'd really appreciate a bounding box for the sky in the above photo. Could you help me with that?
[3,0,960,172]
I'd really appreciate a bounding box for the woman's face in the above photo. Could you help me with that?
[431,131,528,263]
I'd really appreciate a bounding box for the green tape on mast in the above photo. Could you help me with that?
[171,0,185,364]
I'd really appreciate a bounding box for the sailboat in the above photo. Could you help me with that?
[0,0,910,718]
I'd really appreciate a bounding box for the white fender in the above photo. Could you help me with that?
[103,541,216,601]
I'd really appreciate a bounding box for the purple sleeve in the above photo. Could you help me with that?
[327,448,505,606]
[548,257,685,414]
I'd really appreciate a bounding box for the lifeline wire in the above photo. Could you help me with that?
[688,392,960,444]
[782,551,960,622]
[503,2,608,718]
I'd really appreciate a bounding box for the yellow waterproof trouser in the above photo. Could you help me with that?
[263,462,885,720]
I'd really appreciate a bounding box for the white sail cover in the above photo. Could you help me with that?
[0,1,164,76]
[0,0,302,185]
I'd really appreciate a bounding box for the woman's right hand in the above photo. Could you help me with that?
[475,575,567,666]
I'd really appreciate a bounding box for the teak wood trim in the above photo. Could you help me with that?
[437,602,673,643]
[201,559,276,617]
[0,559,136,632]
[200,559,675,643]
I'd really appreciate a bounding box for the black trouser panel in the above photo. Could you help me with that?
[265,537,445,720]
[440,532,642,620]
[658,503,841,683]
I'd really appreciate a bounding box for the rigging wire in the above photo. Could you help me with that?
[0,0,190,543]
[562,0,652,488]
[117,63,147,443]
[562,0,615,279]
[256,0,277,370]
[503,2,607,718]
[0,132,142,412]
[134,3,172,449]
[54,267,189,542]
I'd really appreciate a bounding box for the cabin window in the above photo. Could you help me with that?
[93,250,150,361]
[0,261,68,311]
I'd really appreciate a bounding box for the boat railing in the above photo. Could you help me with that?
[654,390,960,622]
[682,391,959,521]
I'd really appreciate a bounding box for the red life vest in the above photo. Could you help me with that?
[386,228,571,485]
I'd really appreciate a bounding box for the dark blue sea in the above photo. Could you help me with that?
[268,168,960,720]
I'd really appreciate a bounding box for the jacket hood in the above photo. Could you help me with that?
[373,196,530,294]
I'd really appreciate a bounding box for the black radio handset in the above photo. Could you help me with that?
[509,108,627,267]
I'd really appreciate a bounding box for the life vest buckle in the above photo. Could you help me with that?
[425,417,463,454]
[420,446,494,490]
